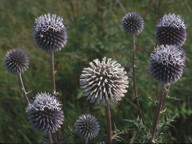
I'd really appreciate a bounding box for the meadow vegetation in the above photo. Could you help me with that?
[0,0,192,143]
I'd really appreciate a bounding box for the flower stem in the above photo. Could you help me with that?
[85,138,89,144]
[50,51,61,143]
[106,105,112,144]
[50,51,58,143]
[50,51,56,95]
[18,73,29,105]
[149,83,166,142]
[132,34,145,124]
[48,132,53,144]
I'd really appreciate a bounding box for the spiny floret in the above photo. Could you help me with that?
[80,57,129,106]
[26,92,64,133]
[75,114,100,140]
[27,92,62,111]
[156,13,186,29]
[122,12,144,34]
[156,13,187,46]
[4,49,29,74]
[33,13,67,51]
[150,45,186,84]
[34,14,64,32]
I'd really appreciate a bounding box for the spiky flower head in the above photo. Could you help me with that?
[33,13,67,51]
[4,49,29,74]
[122,12,144,34]
[75,114,100,140]
[26,92,64,133]
[156,13,187,46]
[80,57,129,106]
[150,45,186,84]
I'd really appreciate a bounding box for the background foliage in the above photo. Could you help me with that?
[0,0,192,143]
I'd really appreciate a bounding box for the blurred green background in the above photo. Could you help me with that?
[0,0,192,143]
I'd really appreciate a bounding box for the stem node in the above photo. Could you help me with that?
[18,73,29,105]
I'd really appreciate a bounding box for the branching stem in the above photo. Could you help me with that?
[18,73,29,105]
[149,83,166,142]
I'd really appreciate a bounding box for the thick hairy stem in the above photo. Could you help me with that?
[106,105,112,144]
[18,73,29,105]
[132,34,145,124]
[48,132,53,144]
[149,83,166,142]
[50,51,56,95]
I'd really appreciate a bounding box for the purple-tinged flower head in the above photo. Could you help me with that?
[33,13,67,52]
[75,114,100,140]
[4,49,29,74]
[26,92,64,133]
[150,45,186,84]
[80,57,129,106]
[122,12,144,34]
[156,13,187,46]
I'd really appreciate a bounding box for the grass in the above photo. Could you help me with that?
[0,0,192,143]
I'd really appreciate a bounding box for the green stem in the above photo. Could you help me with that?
[106,105,112,144]
[18,73,29,105]
[132,34,145,125]
[149,83,166,142]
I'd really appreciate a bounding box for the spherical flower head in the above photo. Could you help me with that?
[150,45,186,84]
[26,92,64,133]
[33,13,67,52]
[121,12,144,34]
[156,13,187,46]
[4,49,29,74]
[75,114,100,140]
[80,57,129,106]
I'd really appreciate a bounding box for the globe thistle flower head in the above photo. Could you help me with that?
[26,92,64,133]
[4,49,29,74]
[150,45,186,84]
[156,13,187,46]
[33,13,67,52]
[80,57,129,106]
[75,114,100,140]
[122,12,144,34]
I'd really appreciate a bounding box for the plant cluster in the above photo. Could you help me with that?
[4,11,187,143]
